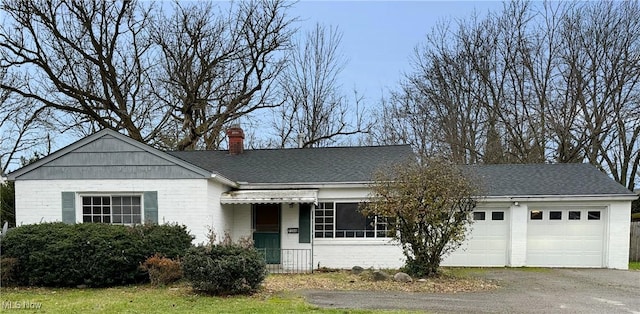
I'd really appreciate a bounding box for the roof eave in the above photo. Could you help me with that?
[236,181,371,190]
[210,172,238,188]
[483,194,639,202]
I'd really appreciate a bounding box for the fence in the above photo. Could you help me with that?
[256,248,313,274]
[631,222,640,262]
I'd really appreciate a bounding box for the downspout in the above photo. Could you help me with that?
[311,202,315,273]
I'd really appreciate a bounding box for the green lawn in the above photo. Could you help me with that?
[630,262,640,270]
[0,283,415,313]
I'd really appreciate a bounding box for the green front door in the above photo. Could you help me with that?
[253,204,281,264]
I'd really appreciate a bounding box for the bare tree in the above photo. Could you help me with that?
[273,23,370,148]
[0,70,51,174]
[0,0,163,142]
[374,0,639,190]
[150,0,294,150]
[1,0,296,154]
[558,1,640,190]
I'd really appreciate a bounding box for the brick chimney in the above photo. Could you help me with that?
[226,125,244,155]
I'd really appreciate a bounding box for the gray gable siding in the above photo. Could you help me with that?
[13,133,207,180]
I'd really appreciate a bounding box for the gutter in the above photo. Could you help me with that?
[210,172,238,188]
[237,182,371,190]
[483,194,639,202]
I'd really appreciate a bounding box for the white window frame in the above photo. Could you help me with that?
[313,201,391,239]
[78,193,144,225]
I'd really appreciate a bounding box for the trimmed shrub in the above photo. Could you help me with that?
[133,223,194,259]
[1,257,18,285]
[183,244,267,295]
[142,254,183,285]
[0,222,193,287]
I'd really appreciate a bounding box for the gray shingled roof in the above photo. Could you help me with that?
[466,163,635,197]
[168,146,634,197]
[167,145,414,184]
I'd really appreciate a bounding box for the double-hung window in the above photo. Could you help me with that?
[82,195,142,225]
[314,202,391,238]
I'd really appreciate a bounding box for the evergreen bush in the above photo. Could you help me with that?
[0,222,193,287]
[182,244,266,295]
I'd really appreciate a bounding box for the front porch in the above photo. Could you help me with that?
[257,248,313,273]
[221,190,316,273]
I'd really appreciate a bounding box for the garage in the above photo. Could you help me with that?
[444,207,510,266]
[526,208,606,267]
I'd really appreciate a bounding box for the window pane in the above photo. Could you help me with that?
[588,211,601,220]
[549,211,562,220]
[82,195,143,226]
[314,203,334,238]
[492,212,504,221]
[530,210,543,220]
[336,203,367,237]
[473,212,486,220]
[569,211,581,220]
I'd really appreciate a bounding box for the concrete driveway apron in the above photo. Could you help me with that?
[303,268,640,313]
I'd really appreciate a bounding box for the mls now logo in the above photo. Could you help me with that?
[1,301,42,310]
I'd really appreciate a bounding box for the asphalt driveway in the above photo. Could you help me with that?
[302,268,640,313]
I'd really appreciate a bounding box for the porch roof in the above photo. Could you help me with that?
[220,189,318,204]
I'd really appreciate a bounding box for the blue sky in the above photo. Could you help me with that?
[289,1,504,102]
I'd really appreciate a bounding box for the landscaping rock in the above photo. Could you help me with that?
[351,266,364,275]
[394,272,413,283]
[417,278,428,283]
[372,270,390,281]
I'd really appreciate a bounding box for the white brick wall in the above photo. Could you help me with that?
[207,180,232,243]
[313,239,405,269]
[15,179,214,244]
[229,204,252,242]
[16,179,631,269]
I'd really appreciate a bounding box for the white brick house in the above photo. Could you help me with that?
[6,128,638,270]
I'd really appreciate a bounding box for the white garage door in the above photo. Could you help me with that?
[444,208,509,266]
[527,208,605,267]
